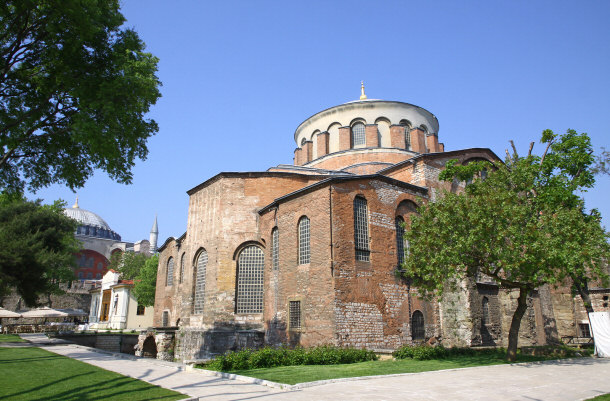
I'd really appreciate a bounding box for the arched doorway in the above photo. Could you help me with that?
[142,336,157,358]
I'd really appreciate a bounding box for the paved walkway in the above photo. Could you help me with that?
[9,334,610,400]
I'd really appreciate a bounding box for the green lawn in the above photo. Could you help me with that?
[0,347,185,401]
[204,353,588,385]
[0,334,25,343]
[589,395,610,400]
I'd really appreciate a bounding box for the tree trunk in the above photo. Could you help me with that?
[507,287,530,362]
[573,277,594,314]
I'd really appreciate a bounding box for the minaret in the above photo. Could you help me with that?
[149,214,158,253]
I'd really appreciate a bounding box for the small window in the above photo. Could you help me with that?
[136,304,145,315]
[272,228,279,270]
[412,310,425,340]
[289,300,301,330]
[193,250,208,314]
[166,257,174,286]
[354,197,370,262]
[95,273,101,279]
[179,253,185,283]
[97,262,103,271]
[162,311,169,327]
[86,272,93,279]
[352,123,365,147]
[236,245,264,314]
[579,323,591,338]
[482,297,490,325]
[298,217,310,265]
[78,271,84,279]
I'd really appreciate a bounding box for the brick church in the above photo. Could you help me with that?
[153,85,606,361]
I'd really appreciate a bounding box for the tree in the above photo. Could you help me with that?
[0,194,80,306]
[400,130,609,362]
[108,250,157,307]
[0,1,161,193]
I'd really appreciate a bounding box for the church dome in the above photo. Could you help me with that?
[64,198,121,241]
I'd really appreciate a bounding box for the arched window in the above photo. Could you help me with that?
[86,272,93,279]
[162,311,169,327]
[97,262,103,271]
[179,253,185,283]
[236,245,264,313]
[482,297,490,325]
[400,120,412,150]
[395,216,406,266]
[354,197,370,262]
[272,228,279,270]
[193,250,208,314]
[166,257,174,286]
[298,217,310,265]
[301,138,307,146]
[352,122,365,147]
[411,310,425,340]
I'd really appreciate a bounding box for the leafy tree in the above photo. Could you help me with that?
[401,130,609,362]
[133,254,158,307]
[108,250,157,307]
[0,194,80,306]
[0,0,161,193]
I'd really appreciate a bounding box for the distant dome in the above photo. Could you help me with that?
[64,198,121,241]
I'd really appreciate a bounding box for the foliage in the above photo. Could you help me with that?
[205,345,378,371]
[108,251,149,280]
[0,347,184,400]
[0,194,80,306]
[401,130,610,361]
[0,0,161,193]
[132,254,158,307]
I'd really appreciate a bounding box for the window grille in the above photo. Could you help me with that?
[354,197,370,262]
[136,304,145,315]
[411,310,425,340]
[400,121,411,150]
[272,228,279,270]
[193,250,208,314]
[579,323,591,338]
[162,311,169,327]
[179,253,185,283]
[298,217,310,264]
[482,297,490,325]
[166,257,174,286]
[352,123,365,147]
[395,217,406,266]
[289,300,301,330]
[236,246,264,314]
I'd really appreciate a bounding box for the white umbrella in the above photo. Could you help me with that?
[0,307,21,318]
[20,307,69,318]
[57,308,88,317]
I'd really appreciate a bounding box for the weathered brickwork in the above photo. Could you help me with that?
[149,99,607,362]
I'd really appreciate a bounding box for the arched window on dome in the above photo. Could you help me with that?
[400,119,412,150]
[351,122,365,148]
[298,217,310,265]
[354,196,370,262]
[412,310,425,340]
[193,249,208,314]
[166,257,174,286]
[235,245,264,314]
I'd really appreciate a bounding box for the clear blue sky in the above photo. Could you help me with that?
[31,0,610,245]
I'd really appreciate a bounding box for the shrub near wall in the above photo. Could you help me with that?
[205,345,377,371]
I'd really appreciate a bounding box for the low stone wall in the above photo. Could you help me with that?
[56,333,139,355]
[175,328,265,362]
[135,328,177,361]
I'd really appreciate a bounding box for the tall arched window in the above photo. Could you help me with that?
[272,228,279,270]
[395,216,406,266]
[354,197,370,262]
[352,123,365,147]
[482,297,490,325]
[166,257,174,286]
[193,250,207,314]
[400,120,411,150]
[298,217,310,265]
[179,253,185,283]
[412,310,425,340]
[236,245,264,313]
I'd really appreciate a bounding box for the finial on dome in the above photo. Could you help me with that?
[360,81,367,100]
[73,196,79,209]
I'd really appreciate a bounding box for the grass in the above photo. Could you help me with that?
[0,334,25,343]
[201,352,588,385]
[0,347,185,400]
[589,395,610,400]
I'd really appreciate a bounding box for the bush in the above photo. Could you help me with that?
[205,345,377,371]
[393,345,510,360]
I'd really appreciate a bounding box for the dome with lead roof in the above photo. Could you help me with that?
[63,198,121,241]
